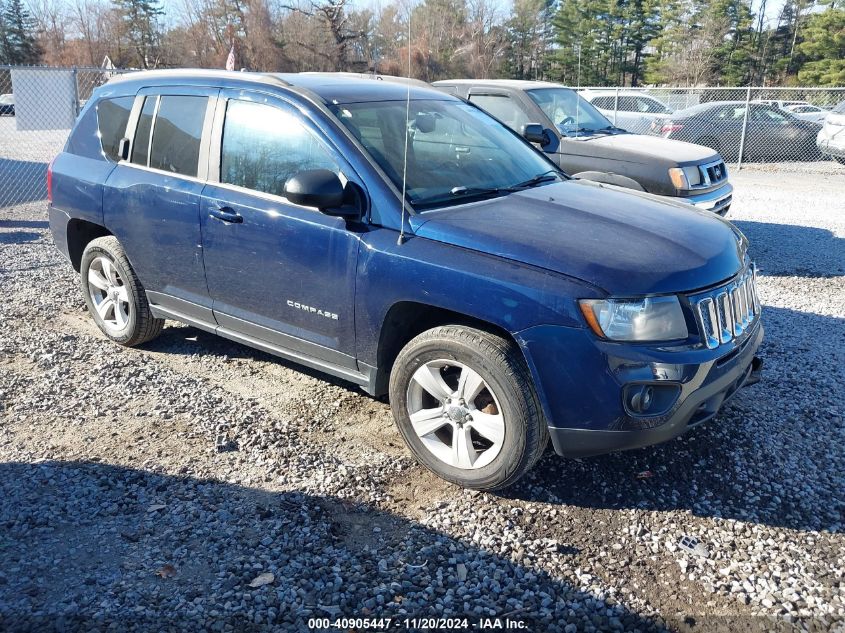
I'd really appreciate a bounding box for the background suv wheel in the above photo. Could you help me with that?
[389,325,548,490]
[80,236,164,346]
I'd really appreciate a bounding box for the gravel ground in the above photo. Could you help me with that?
[1,169,844,632]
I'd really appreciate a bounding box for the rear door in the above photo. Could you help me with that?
[103,86,217,322]
[199,89,362,367]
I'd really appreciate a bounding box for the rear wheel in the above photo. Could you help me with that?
[389,325,548,490]
[80,236,163,346]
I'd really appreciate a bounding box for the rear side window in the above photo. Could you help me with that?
[97,97,134,162]
[132,97,156,165]
[149,96,207,176]
[220,100,339,198]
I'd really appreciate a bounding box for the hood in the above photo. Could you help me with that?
[411,180,746,296]
[563,133,719,166]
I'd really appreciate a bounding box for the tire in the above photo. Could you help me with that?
[389,325,548,490]
[80,236,164,346]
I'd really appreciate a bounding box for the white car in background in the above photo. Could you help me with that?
[816,99,845,165]
[579,89,673,134]
[784,103,828,124]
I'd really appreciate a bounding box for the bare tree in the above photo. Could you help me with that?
[279,0,363,71]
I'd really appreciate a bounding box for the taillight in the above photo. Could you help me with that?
[660,122,684,135]
[47,157,55,203]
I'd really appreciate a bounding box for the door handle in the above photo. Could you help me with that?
[209,206,243,224]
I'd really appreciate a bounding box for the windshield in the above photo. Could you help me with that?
[526,88,613,135]
[330,99,560,210]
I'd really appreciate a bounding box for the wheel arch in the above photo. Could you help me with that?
[372,301,517,397]
[67,219,113,272]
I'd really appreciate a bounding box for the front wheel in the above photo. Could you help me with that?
[389,325,548,490]
[80,236,164,346]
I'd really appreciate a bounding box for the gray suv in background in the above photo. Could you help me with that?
[435,79,733,216]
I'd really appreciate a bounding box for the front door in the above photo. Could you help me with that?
[200,91,362,368]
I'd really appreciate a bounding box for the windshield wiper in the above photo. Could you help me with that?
[506,170,562,190]
[413,186,507,209]
[413,172,563,209]
[594,125,626,134]
[562,126,600,137]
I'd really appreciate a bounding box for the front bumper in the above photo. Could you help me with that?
[516,318,764,459]
[675,182,733,216]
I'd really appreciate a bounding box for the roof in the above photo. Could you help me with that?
[579,88,667,98]
[433,79,569,91]
[279,72,451,104]
[106,69,451,104]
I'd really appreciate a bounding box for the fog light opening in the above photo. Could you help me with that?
[629,385,654,414]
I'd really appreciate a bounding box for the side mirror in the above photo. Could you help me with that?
[284,169,346,212]
[118,137,130,161]
[522,123,546,144]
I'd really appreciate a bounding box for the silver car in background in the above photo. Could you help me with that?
[816,100,845,165]
[579,89,673,134]
[785,104,828,124]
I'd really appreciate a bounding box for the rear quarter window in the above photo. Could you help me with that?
[97,97,134,162]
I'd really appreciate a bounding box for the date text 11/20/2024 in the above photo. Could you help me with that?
[307,616,528,629]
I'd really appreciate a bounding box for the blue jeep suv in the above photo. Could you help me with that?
[48,70,763,489]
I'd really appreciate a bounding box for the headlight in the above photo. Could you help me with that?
[579,296,688,341]
[668,166,702,190]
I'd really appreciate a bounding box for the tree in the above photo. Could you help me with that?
[112,0,163,68]
[795,4,845,85]
[280,0,364,71]
[1,0,42,64]
[505,0,553,80]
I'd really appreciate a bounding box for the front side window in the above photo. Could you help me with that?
[221,100,339,198]
[97,96,134,162]
[526,88,612,135]
[467,94,530,131]
[331,98,558,210]
[131,96,156,166]
[149,95,207,176]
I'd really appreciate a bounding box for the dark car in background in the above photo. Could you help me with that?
[435,79,734,215]
[48,70,762,489]
[0,93,14,116]
[650,101,823,162]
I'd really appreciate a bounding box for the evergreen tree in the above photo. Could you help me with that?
[505,0,554,80]
[795,5,845,85]
[1,0,41,65]
[112,0,163,69]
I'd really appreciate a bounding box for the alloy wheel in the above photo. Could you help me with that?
[406,360,505,470]
[86,255,131,334]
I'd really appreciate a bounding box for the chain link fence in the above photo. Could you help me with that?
[0,66,128,209]
[1,68,843,210]
[579,86,845,171]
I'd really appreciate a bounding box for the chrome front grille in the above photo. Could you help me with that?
[691,265,760,349]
